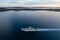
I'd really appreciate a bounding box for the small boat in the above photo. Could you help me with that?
[21,26,39,32]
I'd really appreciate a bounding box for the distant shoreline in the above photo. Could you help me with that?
[0,8,60,12]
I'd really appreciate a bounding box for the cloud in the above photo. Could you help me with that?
[18,0,60,4]
[52,0,60,1]
[0,0,19,3]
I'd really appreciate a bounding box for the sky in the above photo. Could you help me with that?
[0,0,60,7]
[0,0,60,4]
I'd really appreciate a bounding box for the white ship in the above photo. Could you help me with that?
[21,26,39,32]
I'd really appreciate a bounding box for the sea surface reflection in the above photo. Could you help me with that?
[0,11,60,40]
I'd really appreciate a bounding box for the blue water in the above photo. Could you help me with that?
[0,11,60,40]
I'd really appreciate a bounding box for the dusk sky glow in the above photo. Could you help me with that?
[0,0,60,7]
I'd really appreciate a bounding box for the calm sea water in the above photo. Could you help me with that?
[0,11,60,40]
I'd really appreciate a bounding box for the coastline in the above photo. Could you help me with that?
[0,7,60,12]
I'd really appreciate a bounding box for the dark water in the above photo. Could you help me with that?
[0,11,60,40]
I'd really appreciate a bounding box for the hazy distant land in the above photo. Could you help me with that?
[0,7,60,12]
